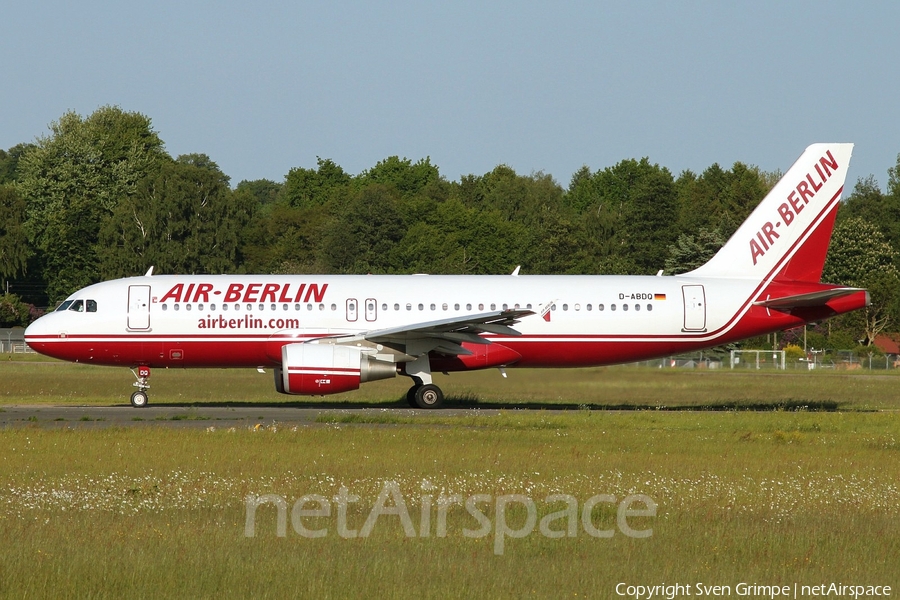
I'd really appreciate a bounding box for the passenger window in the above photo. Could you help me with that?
[623,304,628,311]
[598,304,604,311]
[574,304,580,311]
[198,303,204,311]
[162,304,168,312]
[647,304,653,312]
[587,304,592,311]
[211,303,216,311]
[635,304,641,311]
[610,304,616,311]
[467,304,472,310]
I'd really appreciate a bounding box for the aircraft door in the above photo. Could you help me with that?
[346,298,358,322]
[681,285,706,332]
[365,298,377,322]
[128,285,151,330]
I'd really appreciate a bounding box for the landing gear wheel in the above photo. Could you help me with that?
[130,390,149,408]
[414,384,444,409]
[406,386,420,408]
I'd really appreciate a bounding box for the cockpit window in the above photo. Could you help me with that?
[57,300,74,312]
[68,300,84,312]
[86,299,97,313]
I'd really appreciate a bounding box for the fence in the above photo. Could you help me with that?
[629,351,898,371]
[0,328,34,354]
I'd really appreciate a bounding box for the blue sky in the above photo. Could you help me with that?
[4,1,899,190]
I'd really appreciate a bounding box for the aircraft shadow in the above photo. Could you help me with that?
[145,397,842,412]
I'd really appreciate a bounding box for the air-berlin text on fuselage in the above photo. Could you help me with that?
[157,282,328,304]
[749,150,839,266]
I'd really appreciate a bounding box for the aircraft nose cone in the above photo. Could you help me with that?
[24,313,56,355]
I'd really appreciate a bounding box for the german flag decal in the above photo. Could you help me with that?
[654,293,667,301]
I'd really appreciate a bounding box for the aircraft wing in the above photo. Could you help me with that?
[322,309,535,358]
[753,287,866,310]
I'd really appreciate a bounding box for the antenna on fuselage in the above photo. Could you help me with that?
[144,266,154,277]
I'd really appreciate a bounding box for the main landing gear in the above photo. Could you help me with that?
[406,383,444,409]
[403,354,445,409]
[130,365,151,408]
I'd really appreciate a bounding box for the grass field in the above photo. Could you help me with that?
[1,357,898,598]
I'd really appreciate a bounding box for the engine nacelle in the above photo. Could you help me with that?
[275,343,396,395]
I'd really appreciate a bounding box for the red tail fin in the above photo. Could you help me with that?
[772,201,840,283]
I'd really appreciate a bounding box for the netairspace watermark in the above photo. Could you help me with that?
[244,480,656,555]
[615,582,893,599]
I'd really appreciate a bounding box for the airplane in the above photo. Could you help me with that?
[24,143,869,409]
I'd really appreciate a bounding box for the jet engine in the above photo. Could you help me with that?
[274,343,397,395]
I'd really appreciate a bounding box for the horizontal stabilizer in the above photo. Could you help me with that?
[753,287,866,310]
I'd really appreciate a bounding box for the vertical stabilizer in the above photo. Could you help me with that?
[687,143,853,283]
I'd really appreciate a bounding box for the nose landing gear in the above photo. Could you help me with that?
[130,365,151,408]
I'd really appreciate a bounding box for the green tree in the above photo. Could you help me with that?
[359,156,443,199]
[17,107,167,300]
[592,158,678,274]
[0,144,34,184]
[391,198,529,275]
[675,162,767,239]
[98,158,250,277]
[0,293,30,327]
[664,228,726,274]
[236,179,283,208]
[282,158,351,209]
[823,216,900,344]
[240,203,328,274]
[0,186,30,283]
[564,165,600,214]
[319,184,405,273]
[838,176,900,259]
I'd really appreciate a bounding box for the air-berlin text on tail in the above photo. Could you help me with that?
[749,150,839,266]
[157,282,329,304]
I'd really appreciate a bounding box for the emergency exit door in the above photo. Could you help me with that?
[682,285,706,332]
[128,285,151,330]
